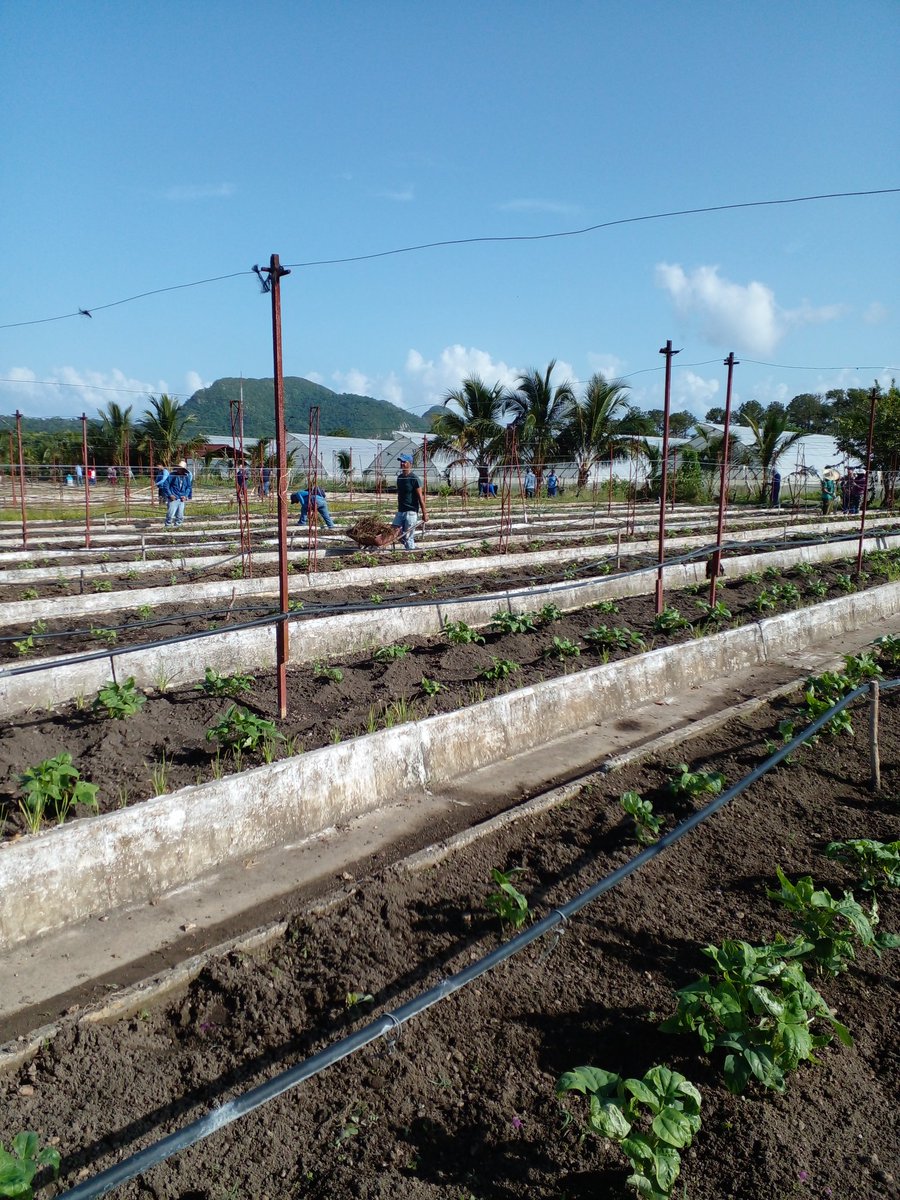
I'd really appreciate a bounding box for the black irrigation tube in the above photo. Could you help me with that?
[56,675,899,1200]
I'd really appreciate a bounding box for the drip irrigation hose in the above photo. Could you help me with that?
[54,676,899,1200]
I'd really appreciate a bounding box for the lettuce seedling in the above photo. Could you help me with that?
[486,867,529,929]
[652,606,690,633]
[489,610,537,635]
[206,705,282,754]
[620,791,663,845]
[19,752,99,832]
[544,636,580,660]
[667,763,725,801]
[556,1064,701,1200]
[0,1132,61,1199]
[94,677,146,720]
[196,667,255,698]
[660,938,851,1094]
[768,866,900,974]
[443,620,485,645]
[825,839,900,891]
[479,657,520,681]
[373,643,412,663]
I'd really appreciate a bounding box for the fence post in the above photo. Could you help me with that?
[869,680,881,792]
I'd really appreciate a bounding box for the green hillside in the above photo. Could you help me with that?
[183,377,432,438]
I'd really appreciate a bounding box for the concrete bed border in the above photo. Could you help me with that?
[3,531,898,716]
[1,580,898,955]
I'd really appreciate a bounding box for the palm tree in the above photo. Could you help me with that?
[137,394,204,465]
[503,361,575,485]
[93,401,134,466]
[739,411,805,502]
[560,373,630,492]
[429,376,506,482]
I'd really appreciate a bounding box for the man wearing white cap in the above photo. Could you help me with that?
[162,459,193,528]
[391,454,427,550]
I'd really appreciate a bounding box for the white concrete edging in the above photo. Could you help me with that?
[1,580,898,949]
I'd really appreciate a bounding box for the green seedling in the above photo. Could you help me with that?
[771,581,801,606]
[288,599,304,612]
[19,753,98,832]
[206,705,282,753]
[556,1064,701,1200]
[591,600,619,616]
[873,633,900,668]
[694,599,731,624]
[381,697,419,727]
[825,839,900,891]
[806,577,828,597]
[94,677,146,720]
[768,866,900,975]
[313,663,344,683]
[21,588,39,601]
[148,753,171,796]
[486,867,529,929]
[345,991,374,1009]
[536,602,563,624]
[197,666,255,699]
[92,578,113,593]
[843,651,882,683]
[544,636,581,660]
[0,1132,61,1199]
[753,590,776,613]
[584,625,646,652]
[660,937,851,1094]
[136,604,154,621]
[794,561,815,578]
[835,572,856,593]
[420,676,443,696]
[489,610,537,635]
[13,635,35,657]
[369,592,384,604]
[479,657,520,681]
[90,626,118,645]
[443,620,485,645]
[667,763,725,800]
[620,790,663,845]
[373,643,412,663]
[30,620,47,636]
[744,571,762,584]
[652,605,690,633]
[762,565,780,580]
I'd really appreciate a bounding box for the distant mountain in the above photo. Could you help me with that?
[183,377,432,439]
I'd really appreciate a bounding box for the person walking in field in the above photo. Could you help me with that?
[546,469,559,497]
[392,454,427,549]
[290,485,336,528]
[524,468,536,499]
[820,473,836,516]
[162,460,193,528]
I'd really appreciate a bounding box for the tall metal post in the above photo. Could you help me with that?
[8,431,17,505]
[709,352,738,605]
[123,435,131,519]
[81,413,91,548]
[421,434,428,498]
[15,410,28,547]
[855,384,879,577]
[264,253,291,718]
[148,444,156,507]
[655,340,680,613]
[306,405,320,574]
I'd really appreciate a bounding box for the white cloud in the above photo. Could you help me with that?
[655,263,843,356]
[185,370,210,396]
[863,301,888,325]
[0,366,167,419]
[586,352,627,379]
[374,186,415,202]
[496,198,581,217]
[405,345,522,410]
[673,371,719,412]
[164,183,235,201]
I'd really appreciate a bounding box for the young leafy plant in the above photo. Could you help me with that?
[19,753,99,832]
[660,937,851,1094]
[443,620,485,646]
[206,705,282,754]
[695,599,732,625]
[313,663,344,683]
[556,1064,701,1200]
[420,676,443,696]
[767,866,900,974]
[824,838,900,891]
[489,610,537,635]
[0,1132,61,1199]
[90,626,118,645]
[479,657,520,682]
[94,677,146,720]
[667,763,725,801]
[486,867,529,929]
[620,791,663,845]
[544,636,581,660]
[196,666,255,699]
[373,643,412,663]
[536,602,564,625]
[652,605,690,633]
[584,625,646,652]
[13,635,35,657]
[591,600,620,616]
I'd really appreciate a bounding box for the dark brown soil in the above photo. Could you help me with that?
[1,689,897,1199]
[3,557,898,839]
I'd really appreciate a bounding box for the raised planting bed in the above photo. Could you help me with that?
[1,682,897,1199]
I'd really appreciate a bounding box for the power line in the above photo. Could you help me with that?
[1,188,897,331]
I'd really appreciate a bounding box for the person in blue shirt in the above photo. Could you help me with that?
[290,486,335,528]
[162,460,193,528]
[546,470,559,497]
[154,465,169,503]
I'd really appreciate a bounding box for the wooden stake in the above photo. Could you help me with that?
[869,680,881,792]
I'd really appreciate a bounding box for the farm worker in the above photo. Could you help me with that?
[524,468,536,499]
[290,486,335,528]
[546,470,559,497]
[154,464,170,502]
[769,470,781,509]
[820,474,836,516]
[848,472,866,516]
[75,464,84,486]
[162,460,193,528]
[392,454,427,550]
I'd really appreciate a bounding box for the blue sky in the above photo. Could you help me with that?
[1,0,897,425]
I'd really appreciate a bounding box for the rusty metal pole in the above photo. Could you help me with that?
[81,413,91,549]
[148,444,156,507]
[709,352,738,605]
[655,340,679,614]
[267,254,292,719]
[8,431,17,505]
[421,433,428,498]
[124,436,131,519]
[855,384,879,577]
[15,411,28,547]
